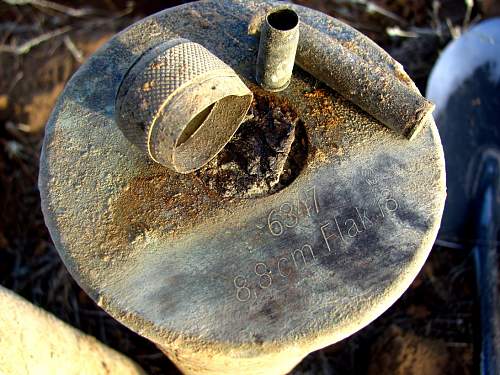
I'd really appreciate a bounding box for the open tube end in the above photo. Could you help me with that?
[256,7,300,92]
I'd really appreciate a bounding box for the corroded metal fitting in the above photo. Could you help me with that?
[116,38,253,173]
[256,8,300,92]
[250,14,433,140]
[295,24,434,140]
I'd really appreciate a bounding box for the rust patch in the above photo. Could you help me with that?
[111,164,231,248]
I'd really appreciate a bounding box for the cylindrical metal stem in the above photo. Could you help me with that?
[158,344,303,375]
[256,8,299,92]
[296,23,434,139]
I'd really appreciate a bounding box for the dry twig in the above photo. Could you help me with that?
[2,0,95,17]
[0,25,71,54]
[63,35,83,63]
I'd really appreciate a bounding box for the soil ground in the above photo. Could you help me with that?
[0,0,497,374]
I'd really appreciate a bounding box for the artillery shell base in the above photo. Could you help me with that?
[39,1,446,374]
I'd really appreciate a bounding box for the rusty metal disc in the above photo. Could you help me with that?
[39,1,446,374]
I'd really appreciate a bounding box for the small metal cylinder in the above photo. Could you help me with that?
[256,8,299,92]
[296,23,434,140]
[116,38,253,173]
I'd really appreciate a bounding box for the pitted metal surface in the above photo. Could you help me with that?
[39,1,446,374]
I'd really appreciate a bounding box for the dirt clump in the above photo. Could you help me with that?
[368,325,472,375]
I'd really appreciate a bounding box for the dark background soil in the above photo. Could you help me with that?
[1,0,499,374]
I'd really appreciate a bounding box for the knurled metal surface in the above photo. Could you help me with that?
[116,40,234,153]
